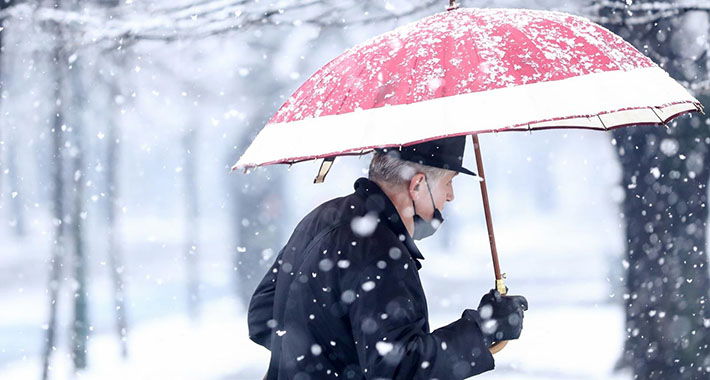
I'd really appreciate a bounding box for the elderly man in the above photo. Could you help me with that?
[248,136,528,380]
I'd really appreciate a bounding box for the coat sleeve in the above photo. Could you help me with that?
[247,249,283,350]
[348,255,494,379]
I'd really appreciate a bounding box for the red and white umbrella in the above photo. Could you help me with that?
[233,7,701,170]
[233,5,702,353]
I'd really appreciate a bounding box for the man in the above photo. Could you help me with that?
[248,136,528,379]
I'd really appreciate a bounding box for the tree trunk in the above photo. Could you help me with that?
[0,19,4,221]
[42,36,68,380]
[104,59,128,358]
[6,141,26,236]
[66,46,89,373]
[613,115,710,379]
[0,32,27,236]
[600,2,710,378]
[183,126,201,320]
[94,0,130,358]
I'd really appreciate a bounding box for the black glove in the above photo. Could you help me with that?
[471,289,528,346]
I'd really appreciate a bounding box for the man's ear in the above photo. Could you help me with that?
[408,173,425,199]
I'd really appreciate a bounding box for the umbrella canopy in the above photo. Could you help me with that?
[233,7,702,170]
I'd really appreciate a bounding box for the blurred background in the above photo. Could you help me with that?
[0,1,708,379]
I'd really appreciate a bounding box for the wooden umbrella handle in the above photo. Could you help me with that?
[487,282,509,354]
[489,340,509,354]
[471,134,510,355]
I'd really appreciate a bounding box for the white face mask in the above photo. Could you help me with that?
[411,175,444,240]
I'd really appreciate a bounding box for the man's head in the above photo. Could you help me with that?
[368,151,457,218]
[369,135,475,215]
[367,136,476,238]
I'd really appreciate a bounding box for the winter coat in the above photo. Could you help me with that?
[248,177,495,380]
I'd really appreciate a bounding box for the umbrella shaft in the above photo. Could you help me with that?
[471,135,503,282]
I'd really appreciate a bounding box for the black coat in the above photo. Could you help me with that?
[248,178,494,379]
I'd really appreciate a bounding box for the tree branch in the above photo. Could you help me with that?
[1,0,448,46]
[586,1,710,25]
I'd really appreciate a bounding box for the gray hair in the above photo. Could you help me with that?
[368,150,450,188]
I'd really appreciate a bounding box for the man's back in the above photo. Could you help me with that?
[248,178,495,380]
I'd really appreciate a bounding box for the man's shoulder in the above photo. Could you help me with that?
[325,216,413,268]
[300,192,399,245]
[290,187,416,269]
[281,192,362,255]
[298,192,361,230]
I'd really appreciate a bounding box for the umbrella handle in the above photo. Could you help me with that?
[489,341,508,354]
[487,276,509,354]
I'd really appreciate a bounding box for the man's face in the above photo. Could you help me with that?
[412,171,458,218]
[430,171,458,211]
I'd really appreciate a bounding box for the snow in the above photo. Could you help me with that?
[375,341,394,356]
[318,258,334,271]
[660,138,680,156]
[350,212,378,237]
[361,280,376,292]
[0,298,270,380]
[0,1,705,379]
[340,290,356,303]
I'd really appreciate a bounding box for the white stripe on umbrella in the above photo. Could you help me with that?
[234,66,699,169]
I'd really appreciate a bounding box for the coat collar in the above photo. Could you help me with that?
[353,177,425,268]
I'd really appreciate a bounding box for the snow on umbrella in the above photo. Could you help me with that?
[232,5,702,353]
[233,7,701,170]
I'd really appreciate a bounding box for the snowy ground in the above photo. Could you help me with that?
[0,297,629,380]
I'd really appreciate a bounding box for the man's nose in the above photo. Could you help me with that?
[447,189,455,202]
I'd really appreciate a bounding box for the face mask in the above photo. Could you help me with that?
[411,176,445,240]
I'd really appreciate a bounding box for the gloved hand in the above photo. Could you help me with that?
[472,289,528,346]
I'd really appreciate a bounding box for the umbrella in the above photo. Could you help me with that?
[233,4,702,353]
